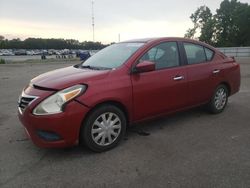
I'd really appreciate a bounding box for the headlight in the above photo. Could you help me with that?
[33,85,86,115]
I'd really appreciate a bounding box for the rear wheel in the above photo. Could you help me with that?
[208,84,229,114]
[81,105,126,152]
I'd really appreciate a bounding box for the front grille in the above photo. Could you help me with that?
[18,93,37,113]
[37,130,62,141]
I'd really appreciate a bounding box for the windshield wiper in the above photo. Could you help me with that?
[81,65,100,70]
[81,65,111,70]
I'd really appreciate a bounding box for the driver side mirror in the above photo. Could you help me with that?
[134,61,155,73]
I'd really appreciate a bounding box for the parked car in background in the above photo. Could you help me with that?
[14,49,27,55]
[48,49,55,55]
[18,37,240,152]
[0,49,14,56]
[79,51,91,61]
[26,50,35,56]
[33,50,42,55]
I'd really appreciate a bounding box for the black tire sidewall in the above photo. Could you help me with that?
[81,105,126,152]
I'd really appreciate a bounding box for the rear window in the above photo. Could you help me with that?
[184,43,206,64]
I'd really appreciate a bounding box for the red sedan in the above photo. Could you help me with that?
[18,37,241,152]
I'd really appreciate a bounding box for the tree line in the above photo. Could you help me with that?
[0,36,108,50]
[185,0,250,47]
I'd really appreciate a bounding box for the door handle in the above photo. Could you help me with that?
[173,75,184,81]
[213,69,220,74]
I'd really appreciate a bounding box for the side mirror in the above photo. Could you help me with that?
[134,61,155,73]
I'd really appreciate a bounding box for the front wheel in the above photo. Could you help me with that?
[208,84,229,114]
[80,105,126,152]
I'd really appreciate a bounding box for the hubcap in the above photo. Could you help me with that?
[91,112,121,146]
[214,88,227,110]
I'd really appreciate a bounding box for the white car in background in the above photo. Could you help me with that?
[0,49,14,56]
[26,50,35,55]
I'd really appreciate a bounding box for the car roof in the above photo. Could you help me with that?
[122,38,157,43]
[122,37,216,51]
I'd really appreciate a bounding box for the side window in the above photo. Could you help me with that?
[205,48,214,61]
[148,48,165,61]
[140,42,180,70]
[183,43,206,64]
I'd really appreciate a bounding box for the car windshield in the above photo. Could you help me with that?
[82,42,144,69]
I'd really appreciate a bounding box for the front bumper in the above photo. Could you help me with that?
[18,87,90,148]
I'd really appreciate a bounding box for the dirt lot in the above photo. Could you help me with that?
[0,58,250,188]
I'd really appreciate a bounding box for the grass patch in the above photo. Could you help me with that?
[0,59,6,64]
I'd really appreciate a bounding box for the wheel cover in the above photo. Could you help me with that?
[91,112,121,146]
[214,88,227,110]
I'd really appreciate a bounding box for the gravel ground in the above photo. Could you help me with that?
[0,58,250,188]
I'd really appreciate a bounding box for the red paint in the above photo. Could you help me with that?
[135,60,156,73]
[18,37,241,148]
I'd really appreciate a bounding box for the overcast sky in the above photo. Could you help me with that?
[0,0,249,43]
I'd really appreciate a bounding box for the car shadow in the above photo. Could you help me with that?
[126,106,208,137]
[37,106,209,158]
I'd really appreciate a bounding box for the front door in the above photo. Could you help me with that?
[131,41,188,121]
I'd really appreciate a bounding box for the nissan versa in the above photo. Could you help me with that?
[18,37,241,152]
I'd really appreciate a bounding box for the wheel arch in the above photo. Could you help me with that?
[79,100,130,143]
[219,81,231,96]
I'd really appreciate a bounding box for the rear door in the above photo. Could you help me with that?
[182,42,219,105]
[131,41,188,121]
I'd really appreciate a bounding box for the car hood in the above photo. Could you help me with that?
[30,65,110,90]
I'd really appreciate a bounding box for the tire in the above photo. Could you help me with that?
[80,104,126,152]
[208,84,229,114]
